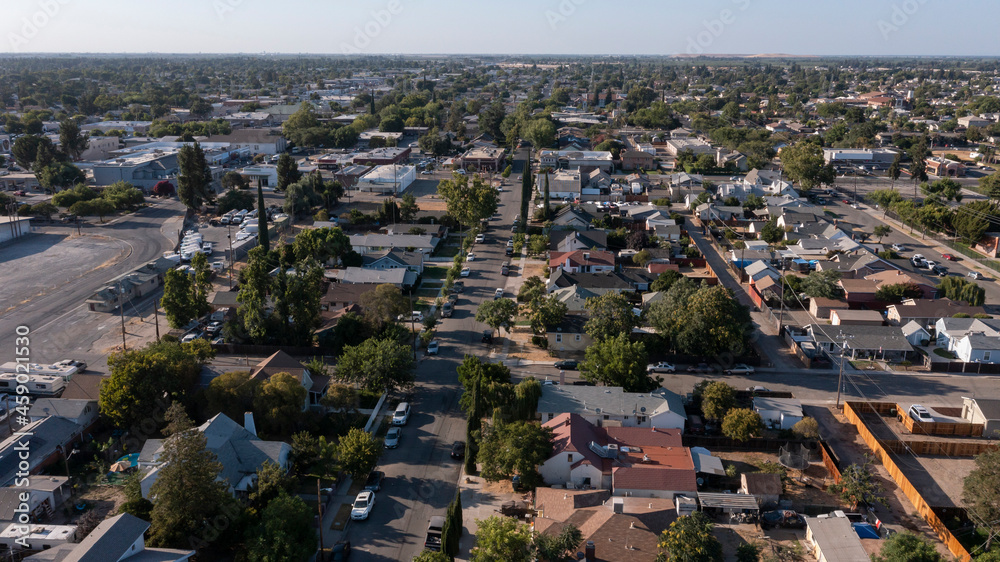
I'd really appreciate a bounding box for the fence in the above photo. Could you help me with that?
[929,361,1000,375]
[899,411,984,437]
[842,401,972,562]
[819,441,842,484]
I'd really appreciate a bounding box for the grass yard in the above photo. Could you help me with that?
[435,245,461,258]
[422,265,449,279]
[415,288,441,299]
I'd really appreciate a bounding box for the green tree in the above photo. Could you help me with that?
[525,295,568,336]
[583,292,640,341]
[517,276,547,303]
[438,172,500,230]
[102,181,145,210]
[237,246,272,342]
[413,552,451,562]
[148,430,239,549]
[829,458,888,508]
[887,152,902,190]
[336,337,415,393]
[701,381,736,421]
[528,234,548,256]
[292,226,351,264]
[502,165,512,178]
[792,417,820,439]
[759,218,785,245]
[160,268,197,328]
[29,202,58,220]
[922,178,964,202]
[118,472,153,521]
[283,178,321,217]
[58,119,88,160]
[442,491,463,558]
[257,184,270,252]
[800,270,843,299]
[535,524,584,562]
[954,201,997,244]
[247,461,294,514]
[399,192,420,222]
[651,270,684,293]
[781,142,835,191]
[290,432,337,476]
[188,97,213,118]
[964,449,1000,551]
[205,371,259,426]
[478,421,553,489]
[873,224,892,242]
[663,285,752,357]
[875,282,924,304]
[253,372,306,436]
[656,512,723,562]
[177,142,212,210]
[37,161,86,192]
[221,170,249,191]
[337,427,382,479]
[247,492,315,562]
[872,531,942,562]
[191,252,212,318]
[736,542,761,562]
[276,153,302,191]
[476,298,519,337]
[938,277,987,307]
[542,174,551,220]
[722,408,764,441]
[359,283,410,332]
[580,333,656,392]
[471,515,535,562]
[217,188,255,216]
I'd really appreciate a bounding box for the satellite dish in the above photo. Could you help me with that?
[640,407,646,413]
[696,477,705,486]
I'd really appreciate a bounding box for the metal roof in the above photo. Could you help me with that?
[697,492,760,511]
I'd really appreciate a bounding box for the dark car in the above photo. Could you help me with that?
[331,540,351,561]
[686,363,713,373]
[364,470,384,492]
[932,265,948,277]
[482,330,494,344]
[761,510,807,530]
[554,360,578,370]
[505,247,514,256]
[450,441,466,459]
[450,281,464,294]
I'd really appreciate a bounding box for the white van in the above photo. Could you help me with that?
[392,402,411,426]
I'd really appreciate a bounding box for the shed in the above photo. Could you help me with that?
[810,297,849,320]
[753,397,804,430]
[830,309,884,326]
[696,492,760,514]
[740,473,782,508]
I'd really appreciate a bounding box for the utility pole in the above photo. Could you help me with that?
[835,331,853,408]
[118,280,127,351]
[317,477,325,560]
[153,299,160,341]
[227,223,235,289]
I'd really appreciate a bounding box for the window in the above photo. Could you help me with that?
[575,334,582,341]
[556,334,562,343]
[567,454,573,462]
[548,413,555,421]
[603,415,609,420]
[638,416,647,423]
[986,351,992,361]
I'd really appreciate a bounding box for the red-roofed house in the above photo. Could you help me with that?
[539,414,697,499]
[548,250,615,274]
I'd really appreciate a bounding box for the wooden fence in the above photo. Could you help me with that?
[819,440,842,484]
[929,361,1000,375]
[899,412,984,437]
[842,401,972,562]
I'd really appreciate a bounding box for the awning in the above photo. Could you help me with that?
[693,453,726,476]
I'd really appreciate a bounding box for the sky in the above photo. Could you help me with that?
[2,0,999,57]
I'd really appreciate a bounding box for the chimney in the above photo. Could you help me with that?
[244,412,257,437]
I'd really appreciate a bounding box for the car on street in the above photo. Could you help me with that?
[451,281,464,293]
[932,265,948,277]
[505,247,514,256]
[912,253,925,261]
[941,253,956,261]
[542,379,558,386]
[450,441,466,459]
[686,363,713,373]
[482,330,494,344]
[331,540,351,561]
[494,288,504,300]
[647,362,676,373]
[466,252,476,262]
[364,471,385,492]
[447,293,459,304]
[460,267,471,277]
[475,233,486,243]
[384,427,401,449]
[968,271,984,280]
[351,491,375,521]
[724,364,756,375]
[553,360,578,370]
[421,170,432,175]
[842,199,851,204]
[746,386,771,393]
[924,260,938,270]
[426,340,440,355]
[891,244,906,252]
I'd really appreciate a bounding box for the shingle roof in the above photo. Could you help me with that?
[613,466,697,492]
[538,386,685,426]
[27,399,96,422]
[62,513,150,562]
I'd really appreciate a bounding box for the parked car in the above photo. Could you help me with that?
[466,252,476,262]
[364,471,385,492]
[912,253,925,261]
[392,402,410,426]
[553,360,578,370]
[761,510,806,529]
[686,363,712,373]
[426,340,440,355]
[724,364,756,375]
[351,491,375,520]
[331,540,351,561]
[746,386,771,393]
[450,441,466,459]
[450,281,464,294]
[494,288,504,300]
[475,233,486,243]
[932,265,948,277]
[384,427,401,448]
[891,244,906,252]
[398,311,424,323]
[181,332,202,343]
[482,330,494,344]
[968,271,984,280]
[647,362,676,373]
[505,247,514,256]
[941,253,956,261]
[908,404,934,423]
[460,267,471,277]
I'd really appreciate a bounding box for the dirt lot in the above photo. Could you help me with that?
[712,451,841,511]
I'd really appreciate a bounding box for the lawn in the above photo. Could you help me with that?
[422,265,449,280]
[435,245,461,258]
[415,288,441,299]
[933,348,957,359]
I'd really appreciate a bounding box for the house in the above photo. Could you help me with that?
[139,413,291,499]
[865,270,937,300]
[961,398,1000,438]
[935,318,1000,363]
[0,476,70,527]
[958,115,991,129]
[664,137,714,156]
[551,205,595,230]
[740,473,782,508]
[550,230,607,253]
[584,169,613,190]
[539,414,697,499]
[538,150,614,172]
[86,263,165,312]
[547,315,593,352]
[838,279,879,304]
[816,253,889,279]
[538,386,686,429]
[830,309,884,326]
[349,233,437,255]
[23,513,194,561]
[621,150,656,171]
[537,170,583,199]
[805,513,869,562]
[458,146,505,171]
[886,299,985,328]
[901,320,932,346]
[548,250,616,274]
[27,398,99,429]
[806,324,913,361]
[696,203,744,221]
[753,397,804,430]
[810,297,850,320]
[550,286,600,313]
[249,351,329,409]
[547,271,636,295]
[0,417,84,487]
[361,248,424,274]
[716,148,748,172]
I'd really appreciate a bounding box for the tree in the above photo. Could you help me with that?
[337,427,381,479]
[152,180,175,197]
[478,101,507,141]
[525,295,568,336]
[177,142,212,210]
[938,277,987,307]
[478,421,553,489]
[471,515,535,562]
[30,202,57,220]
[781,142,835,191]
[517,276,547,303]
[437,173,500,229]
[160,268,197,328]
[221,171,248,191]
[290,432,337,476]
[829,457,888,508]
[722,408,764,441]
[873,225,892,242]
[736,542,761,562]
[922,178,964,202]
[792,417,820,439]
[743,193,766,211]
[800,270,843,299]
[336,337,415,393]
[964,449,1000,551]
[399,192,420,222]
[502,165,512,178]
[583,292,639,341]
[656,512,723,562]
[163,401,193,436]
[875,282,924,304]
[276,153,301,191]
[59,119,88,160]
[283,179,321,217]
[37,162,86,192]
[293,226,351,265]
[190,252,212,318]
[476,298,518,337]
[701,381,736,421]
[887,152,902,190]
[205,371,259,422]
[759,218,785,245]
[535,524,584,562]
[217,188,255,216]
[871,531,942,562]
[188,97,213,118]
[580,334,657,392]
[237,246,272,342]
[148,430,238,548]
[117,472,153,521]
[359,284,410,332]
[954,201,998,244]
[247,492,315,562]
[253,372,307,436]
[669,285,751,357]
[442,491,463,558]
[651,270,684,293]
[413,552,451,562]
[528,234,548,256]
[523,118,556,150]
[102,181,145,211]
[542,174,550,220]
[257,184,270,252]
[910,145,930,190]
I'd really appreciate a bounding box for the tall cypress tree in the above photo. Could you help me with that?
[257,183,269,252]
[465,376,481,475]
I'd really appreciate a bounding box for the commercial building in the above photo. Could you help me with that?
[664,137,714,156]
[459,146,506,171]
[352,146,411,166]
[822,148,899,169]
[355,164,416,194]
[538,150,614,172]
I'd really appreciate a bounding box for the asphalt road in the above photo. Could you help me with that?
[345,154,526,560]
[0,198,184,368]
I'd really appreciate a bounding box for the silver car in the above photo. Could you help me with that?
[384,427,401,449]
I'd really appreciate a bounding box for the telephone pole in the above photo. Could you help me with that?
[118,280,127,351]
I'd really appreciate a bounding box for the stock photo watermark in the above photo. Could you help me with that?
[214,0,244,20]
[7,0,72,51]
[546,0,587,30]
[685,0,751,55]
[878,0,928,41]
[340,1,404,55]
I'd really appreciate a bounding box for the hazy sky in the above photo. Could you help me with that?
[3,0,998,57]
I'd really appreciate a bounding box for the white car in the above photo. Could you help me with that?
[475,234,486,243]
[466,253,476,262]
[181,332,202,343]
[421,170,432,175]
[891,244,906,252]
[494,288,504,300]
[647,362,676,373]
[460,267,471,277]
[724,364,756,375]
[351,491,375,520]
[398,311,424,323]
[427,340,439,355]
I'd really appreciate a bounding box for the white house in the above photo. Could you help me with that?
[22,513,194,561]
[349,233,437,255]
[935,318,1000,363]
[537,386,687,429]
[538,170,583,199]
[753,397,803,430]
